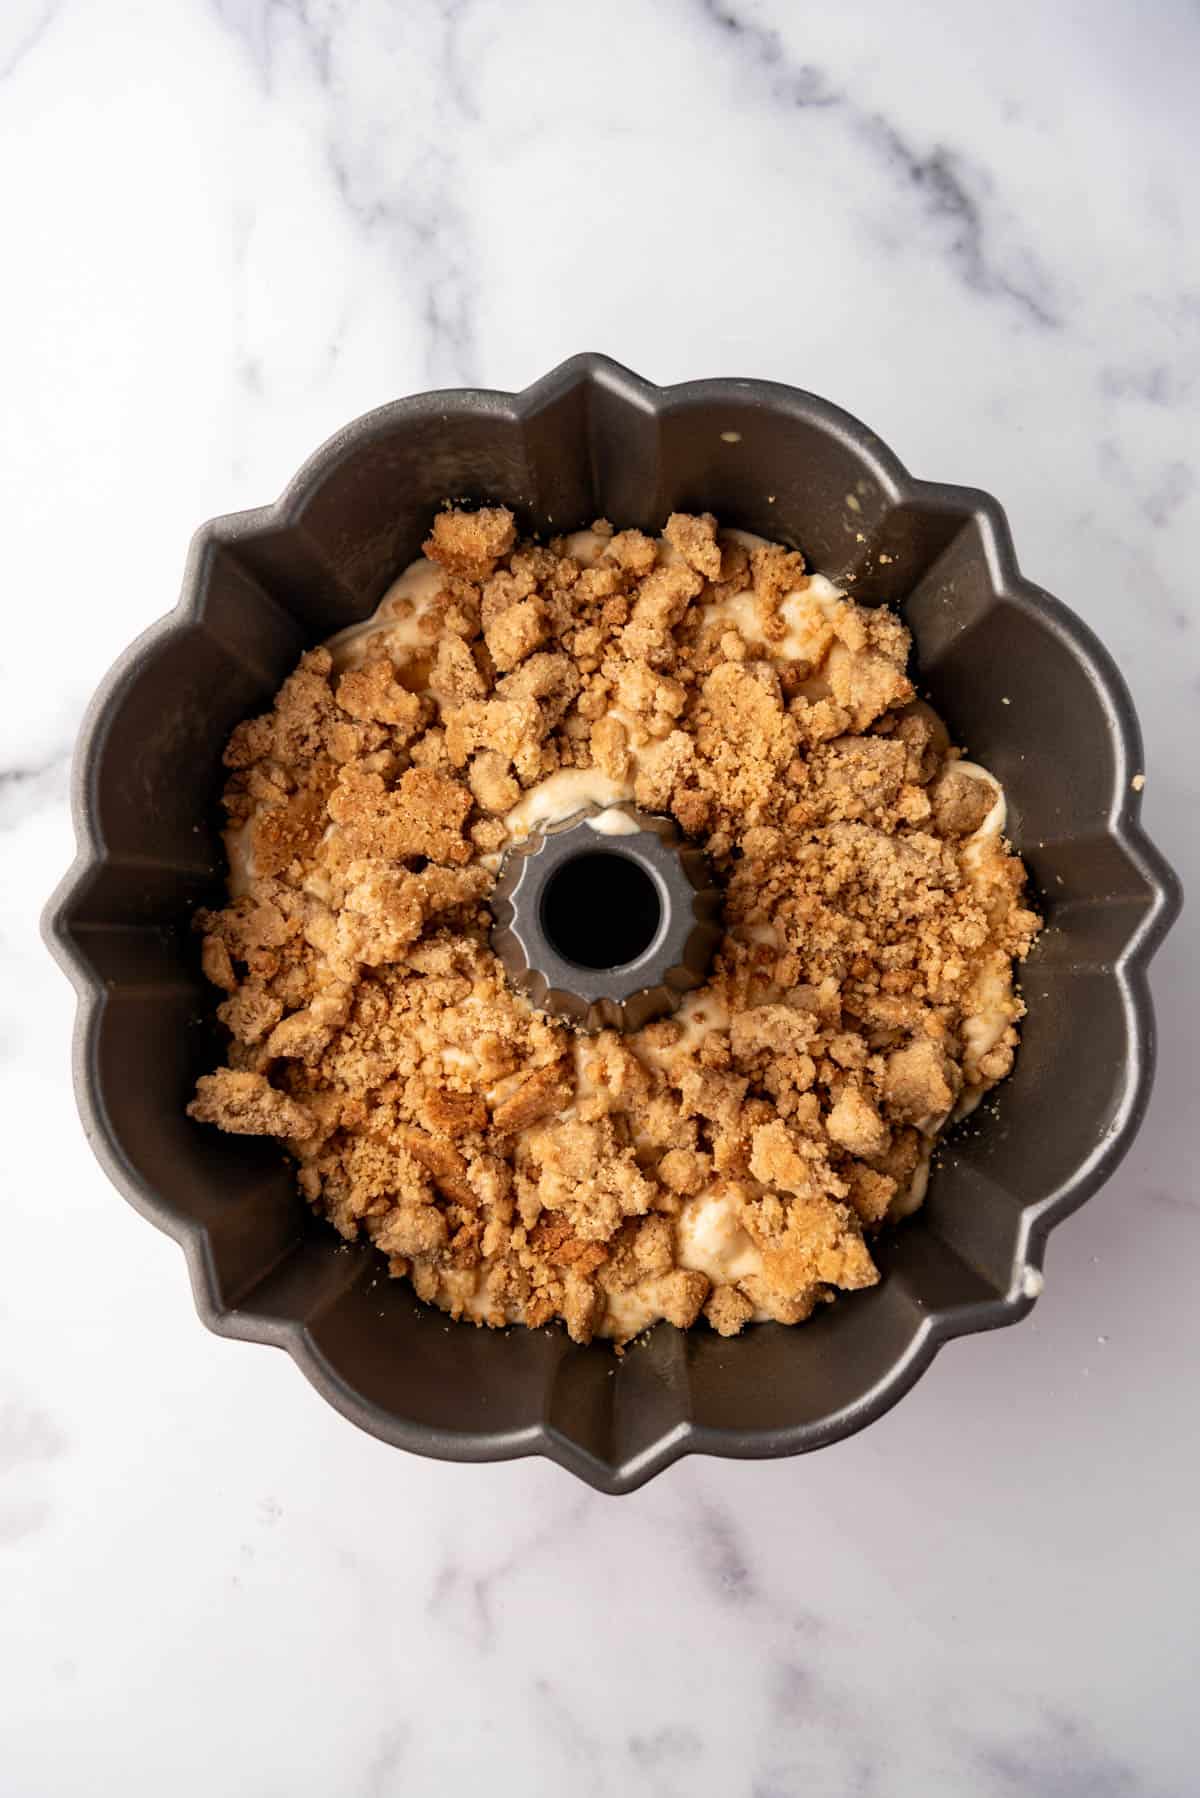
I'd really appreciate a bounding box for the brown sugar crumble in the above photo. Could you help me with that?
[188,507,1040,1345]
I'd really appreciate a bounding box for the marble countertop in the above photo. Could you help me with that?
[3,2,1196,1792]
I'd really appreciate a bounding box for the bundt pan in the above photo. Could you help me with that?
[44,354,1181,1494]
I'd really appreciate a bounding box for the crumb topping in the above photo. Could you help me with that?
[188,508,1039,1345]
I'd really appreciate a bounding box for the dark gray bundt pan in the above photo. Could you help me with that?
[44,354,1181,1493]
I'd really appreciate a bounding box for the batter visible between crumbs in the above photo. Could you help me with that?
[188,506,1040,1345]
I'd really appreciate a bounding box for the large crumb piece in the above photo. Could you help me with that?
[654,1268,710,1329]
[430,633,487,707]
[424,506,517,580]
[336,658,426,736]
[605,529,658,576]
[824,605,913,729]
[931,766,995,836]
[188,1070,313,1138]
[467,749,520,814]
[704,1283,755,1337]
[200,933,238,993]
[825,1085,889,1158]
[443,697,543,773]
[189,501,1038,1348]
[665,511,722,580]
[750,541,807,607]
[217,985,284,1046]
[492,1061,574,1133]
[376,1204,449,1258]
[484,598,547,672]
[622,563,703,662]
[251,774,334,879]
[695,663,796,823]
[883,1039,960,1125]
[749,1190,879,1295]
[328,765,472,865]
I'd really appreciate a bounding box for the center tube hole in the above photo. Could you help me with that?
[540,850,664,971]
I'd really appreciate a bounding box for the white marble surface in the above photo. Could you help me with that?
[2,1,1197,1791]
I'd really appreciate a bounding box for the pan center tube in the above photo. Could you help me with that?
[489,805,722,1034]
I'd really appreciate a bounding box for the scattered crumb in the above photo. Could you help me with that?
[1131,773,1145,791]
